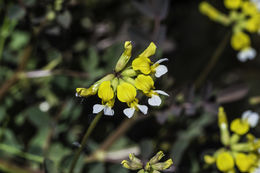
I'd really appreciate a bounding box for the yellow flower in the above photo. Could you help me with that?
[231,32,251,50]
[245,15,260,33]
[132,42,168,77]
[224,0,242,9]
[235,153,257,172]
[135,74,169,106]
[117,82,147,118]
[216,152,234,172]
[93,81,115,116]
[230,118,250,135]
[241,1,258,16]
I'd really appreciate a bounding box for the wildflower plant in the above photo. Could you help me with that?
[76,41,169,118]
[204,107,260,173]
[199,0,260,62]
[121,151,173,173]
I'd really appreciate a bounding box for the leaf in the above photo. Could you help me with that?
[89,163,105,173]
[24,106,51,128]
[0,106,6,122]
[170,113,215,166]
[57,11,72,29]
[109,164,129,173]
[140,139,154,160]
[2,129,22,148]
[44,158,58,173]
[7,5,26,20]
[9,31,30,51]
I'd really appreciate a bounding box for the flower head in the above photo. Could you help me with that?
[76,41,169,118]
[199,0,260,62]
[121,151,173,173]
[204,107,260,172]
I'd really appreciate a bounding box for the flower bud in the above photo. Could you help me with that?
[111,77,119,92]
[129,153,142,165]
[218,107,230,146]
[121,68,137,77]
[123,76,135,86]
[151,159,173,171]
[149,151,165,164]
[115,41,132,72]
[204,155,215,164]
[121,160,143,170]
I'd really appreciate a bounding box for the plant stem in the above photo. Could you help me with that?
[195,31,231,89]
[0,144,43,163]
[69,112,103,173]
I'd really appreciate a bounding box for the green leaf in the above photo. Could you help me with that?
[7,5,26,20]
[44,158,58,173]
[140,139,154,160]
[89,163,105,173]
[109,164,129,173]
[24,106,51,128]
[9,31,30,51]
[0,106,6,122]
[57,11,72,29]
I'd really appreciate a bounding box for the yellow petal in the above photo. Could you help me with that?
[135,74,154,93]
[242,1,258,16]
[132,57,151,74]
[230,118,249,135]
[117,82,136,103]
[224,0,242,9]
[216,152,234,172]
[235,153,256,172]
[139,42,157,58]
[98,81,114,102]
[231,32,251,51]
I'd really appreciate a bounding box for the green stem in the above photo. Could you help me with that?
[69,112,103,173]
[195,31,231,89]
[0,144,43,163]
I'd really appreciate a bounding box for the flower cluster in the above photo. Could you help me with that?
[76,41,169,118]
[204,107,260,173]
[121,151,173,173]
[199,0,260,62]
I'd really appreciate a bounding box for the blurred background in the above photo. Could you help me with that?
[0,0,260,172]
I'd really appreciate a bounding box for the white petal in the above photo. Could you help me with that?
[155,65,168,78]
[242,110,253,120]
[104,106,114,116]
[137,104,148,115]
[237,48,256,62]
[242,110,259,127]
[155,90,169,96]
[248,113,259,127]
[123,108,135,118]
[148,95,162,106]
[93,104,105,114]
[155,58,169,64]
[253,166,260,173]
